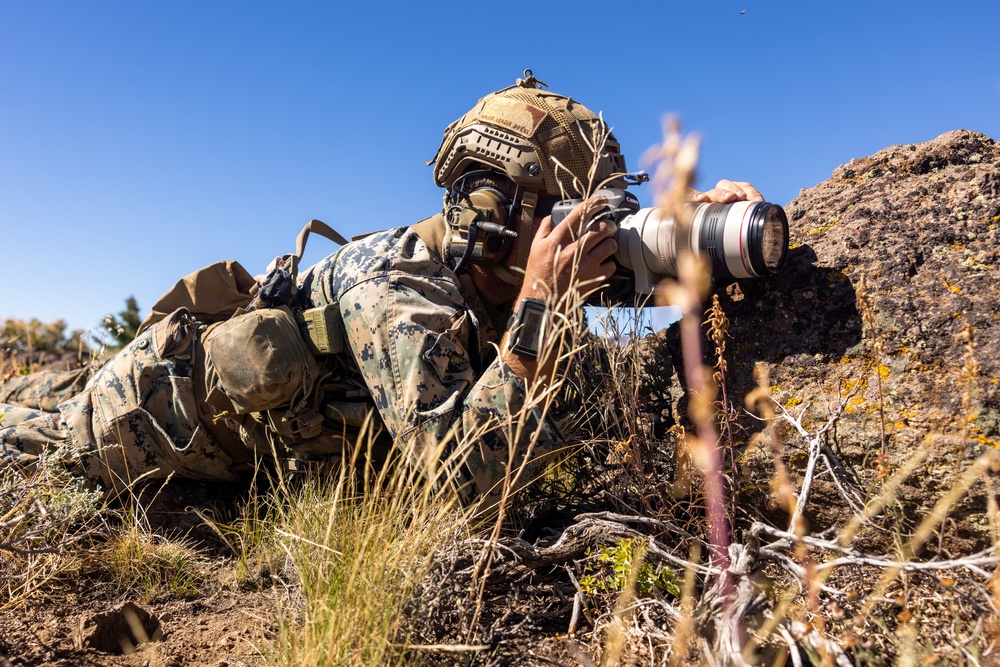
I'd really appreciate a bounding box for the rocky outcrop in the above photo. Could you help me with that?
[715,130,1000,542]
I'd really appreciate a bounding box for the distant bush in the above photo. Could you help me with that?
[1,295,142,355]
[0,317,82,353]
[102,295,142,350]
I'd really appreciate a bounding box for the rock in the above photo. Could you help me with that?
[712,130,1000,543]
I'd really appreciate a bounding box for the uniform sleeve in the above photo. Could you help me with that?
[339,268,564,504]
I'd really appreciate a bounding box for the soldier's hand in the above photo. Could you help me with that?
[689,179,764,203]
[518,194,618,305]
[502,194,616,385]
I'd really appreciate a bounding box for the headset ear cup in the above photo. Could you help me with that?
[488,189,537,287]
[468,189,509,228]
[446,188,514,268]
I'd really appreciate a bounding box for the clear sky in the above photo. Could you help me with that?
[2,1,998,335]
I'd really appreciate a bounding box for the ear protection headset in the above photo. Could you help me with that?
[443,170,539,283]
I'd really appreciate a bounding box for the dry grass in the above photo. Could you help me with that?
[0,452,105,612]
[257,439,465,666]
[104,517,206,601]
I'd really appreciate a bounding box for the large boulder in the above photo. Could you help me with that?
[716,130,1000,545]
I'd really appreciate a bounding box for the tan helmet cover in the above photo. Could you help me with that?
[431,71,629,199]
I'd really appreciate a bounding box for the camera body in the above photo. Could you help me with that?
[551,188,789,295]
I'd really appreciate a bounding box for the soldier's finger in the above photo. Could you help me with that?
[714,179,747,200]
[733,181,764,201]
[697,188,739,203]
[688,188,710,203]
[556,195,609,240]
[534,213,555,240]
[599,257,618,280]
[581,220,617,255]
[589,236,618,263]
[582,257,618,285]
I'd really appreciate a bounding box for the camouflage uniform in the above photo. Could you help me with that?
[298,224,564,504]
[0,366,90,412]
[1,309,239,490]
[3,74,623,509]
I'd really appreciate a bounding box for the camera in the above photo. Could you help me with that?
[550,188,789,295]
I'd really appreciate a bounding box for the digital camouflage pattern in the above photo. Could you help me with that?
[1,309,238,491]
[0,366,90,412]
[299,225,564,505]
[0,402,83,475]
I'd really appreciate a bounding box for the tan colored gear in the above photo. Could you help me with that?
[431,71,628,199]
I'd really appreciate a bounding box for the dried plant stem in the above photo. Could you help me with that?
[679,308,731,574]
[862,449,999,617]
[957,324,980,459]
[648,117,740,662]
[856,275,887,456]
[754,523,998,574]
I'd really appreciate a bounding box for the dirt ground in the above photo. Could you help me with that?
[0,477,277,667]
[1,593,270,667]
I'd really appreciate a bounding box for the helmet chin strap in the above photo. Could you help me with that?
[489,190,538,286]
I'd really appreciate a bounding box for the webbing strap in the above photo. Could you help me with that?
[289,219,350,281]
[517,190,538,271]
[410,214,448,263]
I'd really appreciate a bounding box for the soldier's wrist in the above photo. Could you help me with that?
[505,297,548,360]
[516,274,551,302]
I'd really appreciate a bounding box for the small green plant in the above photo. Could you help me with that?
[579,538,681,596]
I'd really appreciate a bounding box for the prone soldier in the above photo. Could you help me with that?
[0,72,764,508]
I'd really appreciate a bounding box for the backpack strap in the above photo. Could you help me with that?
[288,219,350,283]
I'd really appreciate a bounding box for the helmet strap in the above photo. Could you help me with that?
[489,190,538,287]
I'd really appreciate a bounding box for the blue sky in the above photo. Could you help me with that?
[2,1,999,335]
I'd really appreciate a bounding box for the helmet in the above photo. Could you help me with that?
[429,71,630,283]
[431,70,629,199]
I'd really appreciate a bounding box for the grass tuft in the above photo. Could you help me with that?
[103,521,206,601]
[254,448,463,666]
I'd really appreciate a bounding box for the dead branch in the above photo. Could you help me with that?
[574,511,699,542]
[489,516,717,578]
[0,497,86,555]
[776,404,865,529]
[753,522,999,574]
[818,445,866,513]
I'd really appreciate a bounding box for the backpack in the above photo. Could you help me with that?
[137,220,380,458]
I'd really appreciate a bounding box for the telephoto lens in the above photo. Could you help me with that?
[551,188,789,295]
